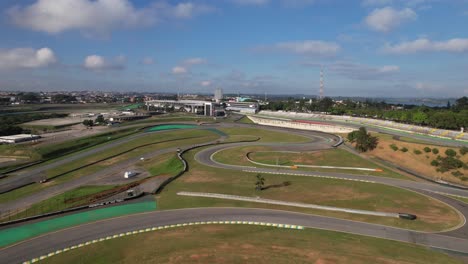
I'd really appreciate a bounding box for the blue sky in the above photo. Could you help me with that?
[0,0,467,97]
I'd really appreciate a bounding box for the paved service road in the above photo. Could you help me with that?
[1,207,468,264]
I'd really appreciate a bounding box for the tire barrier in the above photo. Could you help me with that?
[21,221,304,264]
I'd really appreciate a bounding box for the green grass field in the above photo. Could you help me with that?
[0,127,142,173]
[237,115,254,124]
[217,127,309,143]
[0,129,219,204]
[213,146,408,179]
[1,185,118,221]
[157,147,461,232]
[139,153,184,176]
[40,225,461,264]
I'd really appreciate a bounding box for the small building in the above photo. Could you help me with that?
[225,102,259,114]
[0,134,41,144]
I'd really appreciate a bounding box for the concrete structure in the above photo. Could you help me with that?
[226,101,259,114]
[214,88,223,103]
[248,115,354,133]
[145,99,216,116]
[259,111,468,142]
[0,134,40,144]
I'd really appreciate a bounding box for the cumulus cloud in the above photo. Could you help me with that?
[0,47,57,70]
[8,0,214,36]
[83,55,125,71]
[383,38,468,54]
[256,40,340,56]
[365,7,417,32]
[172,66,188,74]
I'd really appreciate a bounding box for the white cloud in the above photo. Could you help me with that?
[378,65,400,73]
[84,55,125,71]
[383,38,468,54]
[268,40,340,55]
[0,47,57,69]
[170,2,215,19]
[230,0,270,5]
[365,7,417,32]
[183,57,207,65]
[8,0,215,36]
[172,66,187,74]
[8,0,155,35]
[141,57,155,65]
[201,81,212,86]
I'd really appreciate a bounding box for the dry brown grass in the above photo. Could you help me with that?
[365,134,468,185]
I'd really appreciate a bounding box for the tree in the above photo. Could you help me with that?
[445,149,457,157]
[255,174,265,191]
[95,115,105,124]
[82,119,94,127]
[347,127,379,152]
[51,94,76,103]
[455,96,468,110]
[412,111,428,125]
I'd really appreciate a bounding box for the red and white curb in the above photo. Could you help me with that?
[22,221,304,264]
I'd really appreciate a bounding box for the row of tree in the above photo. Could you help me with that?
[261,96,468,130]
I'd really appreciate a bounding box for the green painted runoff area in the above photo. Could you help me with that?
[147,124,198,132]
[147,124,227,137]
[0,201,156,247]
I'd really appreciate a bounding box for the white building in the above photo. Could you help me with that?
[0,134,41,144]
[214,88,223,102]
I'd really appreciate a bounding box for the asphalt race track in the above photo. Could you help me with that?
[1,121,468,263]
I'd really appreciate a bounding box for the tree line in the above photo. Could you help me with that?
[261,96,468,131]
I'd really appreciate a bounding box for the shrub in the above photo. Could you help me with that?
[431,160,439,166]
[437,167,448,173]
[445,149,457,157]
[413,149,422,155]
[400,147,408,152]
[390,144,398,151]
[432,148,439,154]
[460,146,468,156]
[423,147,431,153]
[451,171,464,177]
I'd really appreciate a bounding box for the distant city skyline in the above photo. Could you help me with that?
[0,0,467,97]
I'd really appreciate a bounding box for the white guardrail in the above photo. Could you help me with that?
[177,191,399,218]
